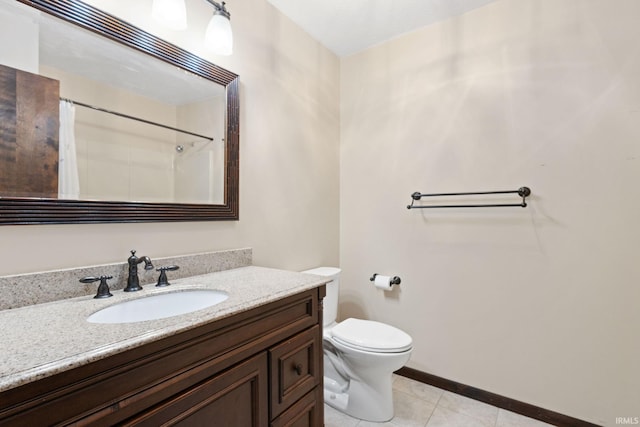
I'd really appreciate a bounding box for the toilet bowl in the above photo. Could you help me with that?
[302,267,413,422]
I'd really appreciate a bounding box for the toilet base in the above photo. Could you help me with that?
[324,386,349,414]
[323,373,394,422]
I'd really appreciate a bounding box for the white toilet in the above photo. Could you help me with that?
[302,267,413,422]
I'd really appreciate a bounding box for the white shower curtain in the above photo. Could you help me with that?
[58,100,80,199]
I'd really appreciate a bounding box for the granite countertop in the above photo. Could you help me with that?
[0,266,327,393]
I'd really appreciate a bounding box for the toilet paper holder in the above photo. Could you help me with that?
[370,274,401,285]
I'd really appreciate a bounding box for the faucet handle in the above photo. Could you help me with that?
[80,275,114,299]
[155,265,180,287]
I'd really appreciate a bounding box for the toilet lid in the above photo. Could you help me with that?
[330,318,412,353]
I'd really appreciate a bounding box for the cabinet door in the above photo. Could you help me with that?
[270,388,323,427]
[124,353,268,427]
[0,64,60,198]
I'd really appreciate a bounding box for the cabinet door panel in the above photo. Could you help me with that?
[125,353,268,427]
[270,388,322,427]
[0,64,59,198]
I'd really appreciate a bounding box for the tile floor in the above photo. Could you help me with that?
[324,375,555,427]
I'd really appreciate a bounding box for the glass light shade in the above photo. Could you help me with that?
[205,13,233,55]
[152,0,187,30]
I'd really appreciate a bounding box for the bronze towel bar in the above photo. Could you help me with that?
[407,187,531,209]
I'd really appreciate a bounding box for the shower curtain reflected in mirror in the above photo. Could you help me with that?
[58,100,80,199]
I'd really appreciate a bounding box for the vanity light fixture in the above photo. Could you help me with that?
[151,0,233,56]
[151,0,188,30]
[204,0,233,55]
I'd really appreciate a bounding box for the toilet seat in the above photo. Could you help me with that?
[330,318,412,353]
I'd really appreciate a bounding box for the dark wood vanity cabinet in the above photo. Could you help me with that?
[0,286,325,427]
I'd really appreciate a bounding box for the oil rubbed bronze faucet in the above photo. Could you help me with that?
[125,250,154,292]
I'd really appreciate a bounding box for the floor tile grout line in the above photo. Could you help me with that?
[423,388,444,427]
[433,388,444,407]
[423,400,437,427]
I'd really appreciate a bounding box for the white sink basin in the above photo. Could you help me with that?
[87,289,229,324]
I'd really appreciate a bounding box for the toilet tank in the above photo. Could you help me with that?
[302,267,340,326]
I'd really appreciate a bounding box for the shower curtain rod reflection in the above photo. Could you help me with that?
[60,97,214,141]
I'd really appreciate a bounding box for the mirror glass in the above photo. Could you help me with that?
[1,1,226,205]
[0,0,238,224]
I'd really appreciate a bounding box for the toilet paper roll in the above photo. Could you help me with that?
[374,274,393,291]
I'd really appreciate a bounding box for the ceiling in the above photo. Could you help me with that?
[266,0,498,57]
[1,0,224,106]
[37,13,225,106]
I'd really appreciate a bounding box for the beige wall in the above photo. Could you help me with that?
[3,0,637,424]
[340,0,640,425]
[41,65,178,202]
[42,65,226,204]
[175,97,226,204]
[0,0,340,274]
[0,1,38,73]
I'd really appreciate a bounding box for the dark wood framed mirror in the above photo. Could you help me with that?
[0,0,239,224]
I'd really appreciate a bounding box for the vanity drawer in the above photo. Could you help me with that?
[269,325,321,419]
